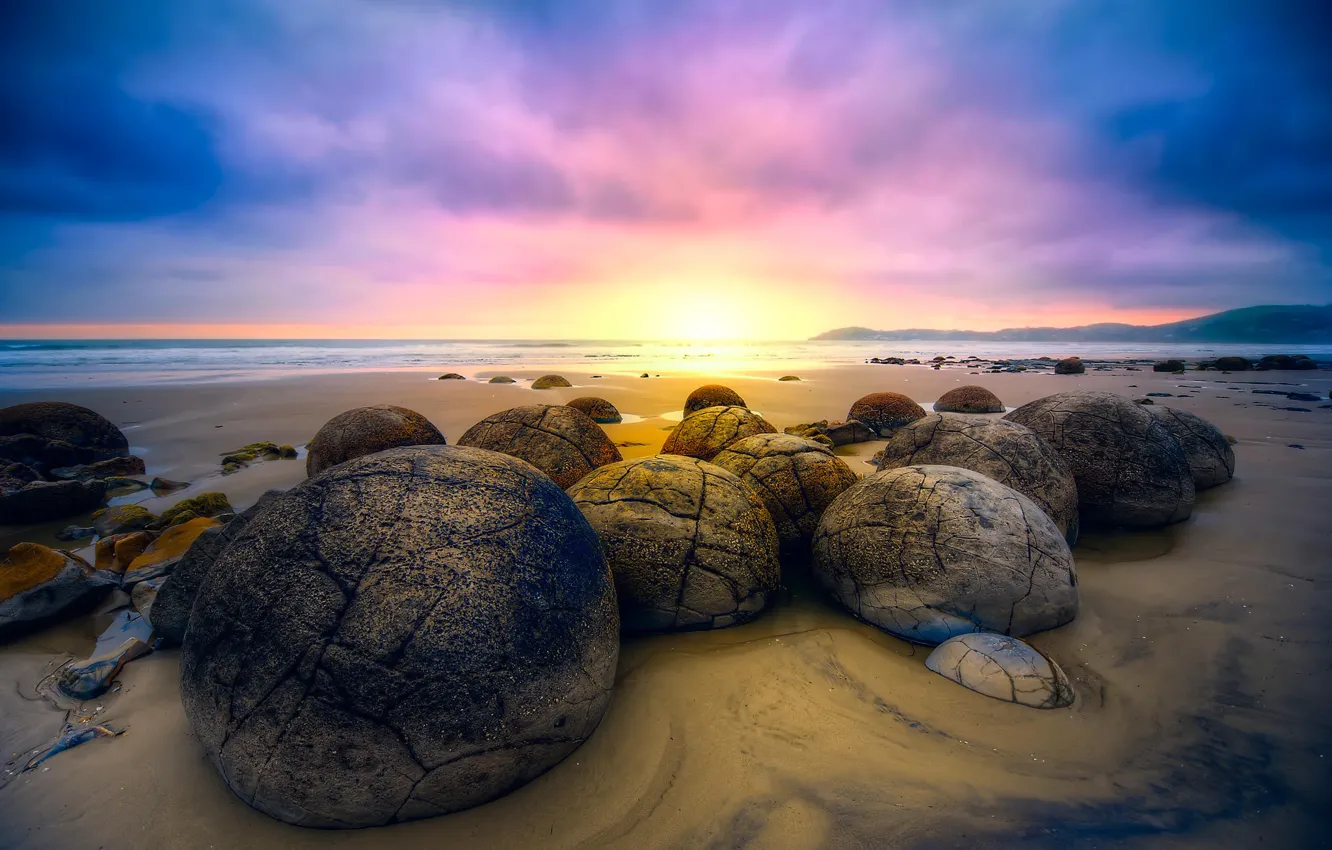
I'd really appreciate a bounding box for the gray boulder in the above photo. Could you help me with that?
[0,544,119,638]
[306,404,446,476]
[457,404,622,489]
[925,632,1074,709]
[1147,406,1235,489]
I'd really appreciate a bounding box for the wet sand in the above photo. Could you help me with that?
[2,363,1330,848]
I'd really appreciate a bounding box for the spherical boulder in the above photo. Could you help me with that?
[812,465,1078,645]
[684,384,746,417]
[660,406,776,461]
[566,397,621,424]
[457,404,621,489]
[1054,356,1085,375]
[874,414,1079,544]
[847,392,927,436]
[531,374,572,389]
[568,455,779,633]
[711,434,858,554]
[1005,391,1195,529]
[933,385,1005,414]
[925,633,1074,709]
[306,405,445,477]
[0,402,129,460]
[1147,406,1235,490]
[181,446,618,828]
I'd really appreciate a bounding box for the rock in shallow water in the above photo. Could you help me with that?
[181,446,618,828]
[925,632,1074,709]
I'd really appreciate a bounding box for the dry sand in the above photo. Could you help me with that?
[1,363,1330,848]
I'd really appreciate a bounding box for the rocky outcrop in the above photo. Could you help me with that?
[306,405,446,476]
[847,392,927,436]
[458,405,622,489]
[661,406,777,461]
[925,633,1074,709]
[684,385,747,417]
[1153,360,1187,372]
[933,385,1005,414]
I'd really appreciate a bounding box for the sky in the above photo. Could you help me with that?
[1,0,1330,340]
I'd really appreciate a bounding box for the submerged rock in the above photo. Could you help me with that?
[0,544,118,638]
[933,385,1005,414]
[49,455,146,481]
[848,392,927,436]
[661,406,777,461]
[531,374,572,389]
[149,476,190,493]
[458,404,622,489]
[306,405,446,476]
[925,633,1074,709]
[182,446,618,827]
[684,384,747,417]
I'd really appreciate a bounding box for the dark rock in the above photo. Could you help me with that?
[489,376,516,384]
[149,476,190,493]
[0,402,129,462]
[531,374,572,389]
[1134,398,1154,405]
[684,384,746,417]
[568,455,779,633]
[306,405,446,476]
[1153,360,1186,372]
[0,475,107,524]
[825,420,875,445]
[1287,392,1321,402]
[812,465,1077,645]
[1258,354,1317,371]
[49,455,146,481]
[848,392,927,436]
[0,544,118,638]
[458,404,621,489]
[56,525,96,541]
[661,406,776,461]
[437,373,465,380]
[1146,392,1173,397]
[1147,407,1235,490]
[1053,357,1085,375]
[1212,357,1253,371]
[565,397,622,424]
[181,446,618,827]
[933,385,1005,414]
[925,633,1074,709]
[778,375,801,381]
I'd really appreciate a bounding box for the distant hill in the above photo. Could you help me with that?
[811,304,1332,344]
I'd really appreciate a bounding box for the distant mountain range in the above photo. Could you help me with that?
[811,304,1332,344]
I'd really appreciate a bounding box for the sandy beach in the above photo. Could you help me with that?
[2,362,1330,849]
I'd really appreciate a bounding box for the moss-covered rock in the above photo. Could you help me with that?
[933,385,1005,414]
[123,517,221,585]
[848,392,927,436]
[0,543,117,638]
[306,405,446,476]
[151,492,233,530]
[684,384,746,417]
[531,374,573,389]
[661,406,777,461]
[94,503,156,536]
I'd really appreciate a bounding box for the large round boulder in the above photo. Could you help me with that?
[684,384,746,417]
[660,406,776,461]
[711,434,858,555]
[848,392,927,436]
[874,414,1079,544]
[0,402,129,460]
[457,404,621,489]
[181,446,618,828]
[812,465,1078,645]
[568,455,780,633]
[565,397,621,424]
[1005,391,1195,529]
[306,405,445,476]
[933,385,1005,414]
[1147,406,1235,490]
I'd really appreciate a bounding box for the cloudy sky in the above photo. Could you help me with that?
[1,0,1329,339]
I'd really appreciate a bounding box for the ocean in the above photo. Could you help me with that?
[2,338,1330,390]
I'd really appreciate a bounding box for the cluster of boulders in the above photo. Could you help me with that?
[1149,354,1325,373]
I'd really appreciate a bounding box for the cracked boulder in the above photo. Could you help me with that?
[925,632,1074,709]
[181,446,618,828]
[711,433,858,556]
[661,406,776,462]
[812,465,1078,645]
[874,414,1079,544]
[684,384,747,417]
[933,385,1005,414]
[306,404,446,476]
[568,455,780,633]
[565,397,622,424]
[847,392,927,436]
[457,404,621,489]
[1005,391,1195,529]
[1147,406,1235,490]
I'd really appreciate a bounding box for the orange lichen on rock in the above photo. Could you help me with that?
[1,543,79,601]
[126,518,220,574]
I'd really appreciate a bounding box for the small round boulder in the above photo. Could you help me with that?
[711,434,858,554]
[457,404,621,488]
[684,384,746,417]
[1005,391,1195,529]
[488,376,516,384]
[181,446,618,828]
[875,414,1079,544]
[848,392,927,436]
[1148,406,1235,489]
[812,465,1078,645]
[531,374,572,389]
[1054,357,1085,375]
[661,406,776,461]
[566,397,622,424]
[306,404,445,476]
[933,385,1004,414]
[925,633,1074,709]
[568,455,779,633]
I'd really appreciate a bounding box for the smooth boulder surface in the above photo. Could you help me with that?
[1,543,118,638]
[1148,406,1235,490]
[457,404,621,489]
[812,465,1078,645]
[711,434,858,554]
[568,455,780,633]
[1005,391,1195,529]
[306,404,445,476]
[874,414,1080,544]
[565,397,622,424]
[531,374,573,389]
[933,385,1005,414]
[684,385,747,417]
[182,446,618,828]
[661,406,776,461]
[0,402,129,462]
[848,392,927,436]
[925,633,1074,709]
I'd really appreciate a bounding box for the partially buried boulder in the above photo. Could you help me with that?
[568,455,779,633]
[437,373,465,380]
[181,446,617,827]
[565,397,621,424]
[933,385,1005,414]
[848,392,927,436]
[925,632,1074,709]
[0,543,118,638]
[874,414,1079,544]
[812,465,1078,645]
[684,384,746,417]
[1005,391,1195,529]
[306,404,446,476]
[1054,356,1085,375]
[488,376,516,384]
[711,434,858,556]
[0,402,129,463]
[661,406,777,461]
[457,404,621,489]
[531,374,572,389]
[1147,406,1235,490]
